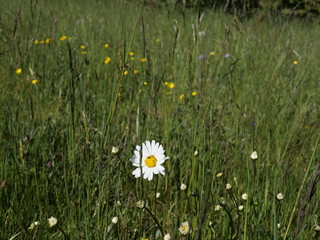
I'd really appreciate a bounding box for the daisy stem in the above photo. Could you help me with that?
[154,175,159,236]
[58,226,69,239]
[143,206,164,238]
[154,174,159,211]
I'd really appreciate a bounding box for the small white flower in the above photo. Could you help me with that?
[130,140,169,181]
[216,172,223,178]
[116,200,121,206]
[136,200,145,209]
[238,205,244,211]
[276,193,284,201]
[156,192,161,198]
[226,183,232,190]
[214,204,222,211]
[194,150,199,156]
[277,223,281,229]
[242,193,248,200]
[180,183,187,191]
[111,216,118,224]
[28,221,40,230]
[250,151,258,160]
[164,233,171,240]
[315,225,320,232]
[179,221,190,235]
[111,146,119,154]
[208,221,213,227]
[47,216,58,228]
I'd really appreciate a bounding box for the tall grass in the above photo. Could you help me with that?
[1,0,320,239]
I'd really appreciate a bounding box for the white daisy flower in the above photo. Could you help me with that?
[180,183,187,191]
[242,193,248,200]
[276,192,284,201]
[164,234,171,240]
[111,216,118,224]
[179,221,190,235]
[130,140,169,181]
[250,151,258,160]
[47,216,58,228]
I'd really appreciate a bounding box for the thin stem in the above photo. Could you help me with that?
[144,206,164,238]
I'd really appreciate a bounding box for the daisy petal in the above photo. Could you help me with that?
[146,141,152,155]
[132,168,141,178]
[142,142,148,160]
[148,171,153,181]
[151,140,156,151]
[143,167,150,179]
[153,167,159,174]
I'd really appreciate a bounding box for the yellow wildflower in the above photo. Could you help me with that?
[104,57,111,64]
[39,40,44,44]
[164,81,168,86]
[15,68,22,74]
[134,70,138,74]
[155,38,160,42]
[104,43,109,48]
[34,40,39,44]
[45,38,51,44]
[59,35,67,41]
[179,94,185,100]
[129,51,134,56]
[191,91,197,96]
[140,58,147,62]
[31,79,38,84]
[80,51,87,55]
[209,51,216,56]
[143,81,148,86]
[123,70,128,75]
[131,57,135,61]
[168,82,175,89]
[80,45,86,49]
[293,60,298,65]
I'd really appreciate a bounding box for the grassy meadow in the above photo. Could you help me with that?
[1,0,320,239]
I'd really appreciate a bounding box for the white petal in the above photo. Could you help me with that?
[143,168,151,179]
[146,141,152,155]
[132,162,140,167]
[153,167,159,174]
[142,142,148,160]
[148,171,153,181]
[158,144,164,153]
[157,165,165,175]
[132,168,141,178]
[156,155,169,165]
[151,140,156,152]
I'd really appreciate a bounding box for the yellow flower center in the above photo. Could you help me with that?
[145,155,157,168]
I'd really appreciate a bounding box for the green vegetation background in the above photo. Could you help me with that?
[1,0,320,239]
